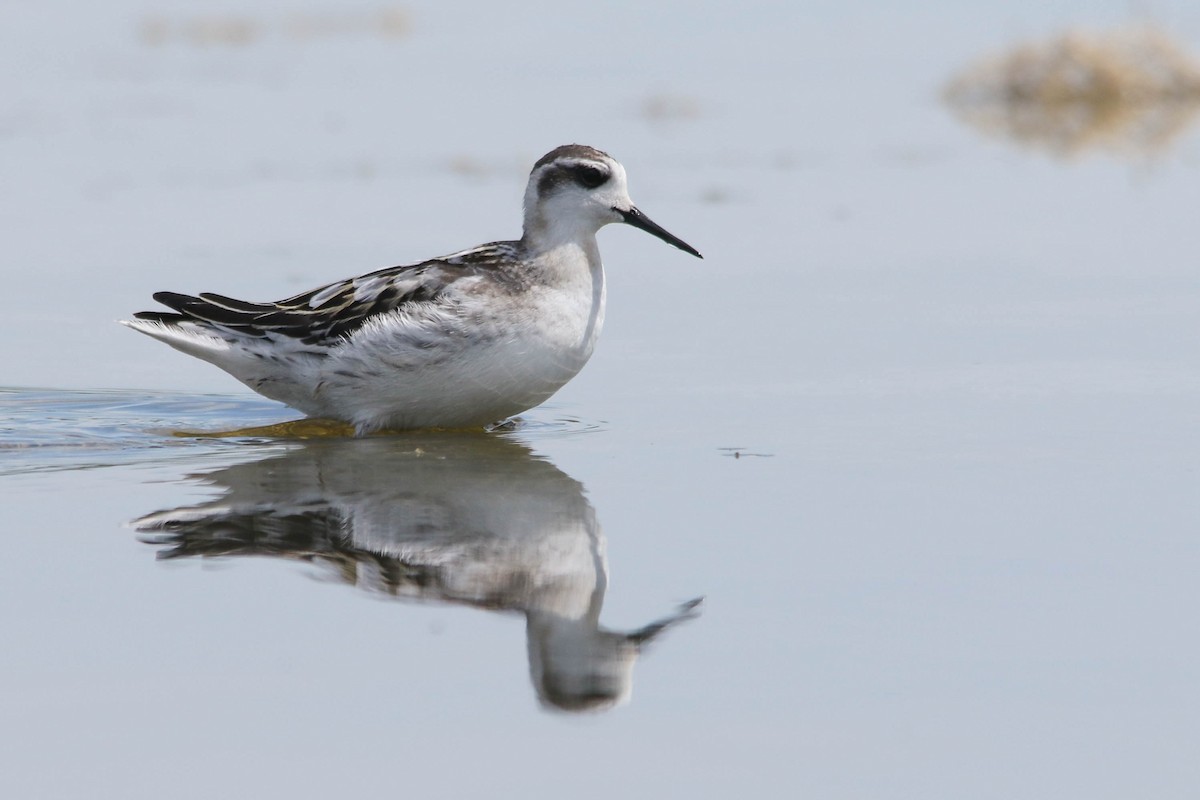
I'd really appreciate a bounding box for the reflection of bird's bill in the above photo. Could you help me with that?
[529,598,703,713]
[627,597,705,644]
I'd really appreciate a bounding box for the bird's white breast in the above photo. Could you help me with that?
[308,252,606,432]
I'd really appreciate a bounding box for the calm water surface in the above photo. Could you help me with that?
[3,1,1199,798]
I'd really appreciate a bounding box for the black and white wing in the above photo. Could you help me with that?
[132,242,523,346]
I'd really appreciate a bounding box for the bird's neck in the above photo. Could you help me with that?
[519,220,603,285]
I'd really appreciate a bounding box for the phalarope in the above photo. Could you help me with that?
[122,145,701,433]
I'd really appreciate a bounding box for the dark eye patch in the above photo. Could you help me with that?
[568,164,609,189]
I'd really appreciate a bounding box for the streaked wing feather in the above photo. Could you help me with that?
[197,293,275,313]
[132,310,188,325]
[136,243,521,346]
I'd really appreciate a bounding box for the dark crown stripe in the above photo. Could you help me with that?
[532,144,611,171]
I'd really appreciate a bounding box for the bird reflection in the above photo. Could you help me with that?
[133,433,701,712]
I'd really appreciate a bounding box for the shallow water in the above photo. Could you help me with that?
[4,1,1200,798]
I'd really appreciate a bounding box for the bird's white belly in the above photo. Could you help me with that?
[304,282,605,431]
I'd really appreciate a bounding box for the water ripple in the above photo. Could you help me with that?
[0,387,603,475]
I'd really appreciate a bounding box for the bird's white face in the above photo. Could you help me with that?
[522,145,702,258]
[524,150,631,234]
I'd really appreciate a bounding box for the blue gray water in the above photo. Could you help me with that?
[3,2,1199,798]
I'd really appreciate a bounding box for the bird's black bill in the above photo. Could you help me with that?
[616,207,703,258]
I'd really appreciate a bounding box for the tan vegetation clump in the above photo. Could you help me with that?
[944,27,1200,157]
